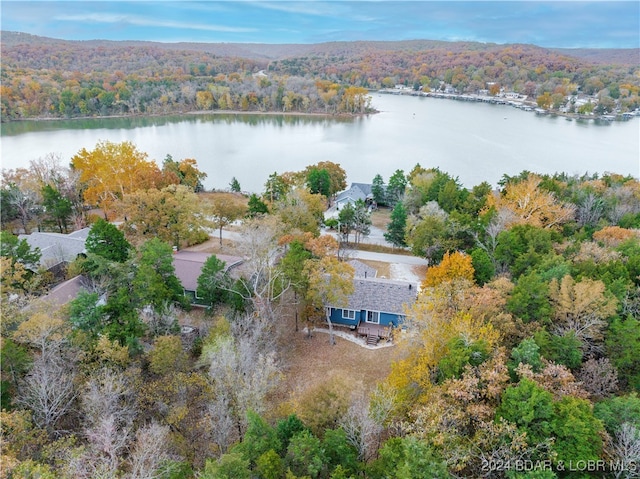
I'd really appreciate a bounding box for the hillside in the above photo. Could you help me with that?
[1,31,638,120]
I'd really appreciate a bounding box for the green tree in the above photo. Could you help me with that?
[550,396,603,465]
[133,238,187,312]
[0,231,41,270]
[276,414,308,455]
[229,177,241,192]
[368,437,449,479]
[286,430,326,479]
[0,339,31,409]
[384,202,408,247]
[323,428,359,476]
[496,378,554,445]
[197,255,228,311]
[264,172,289,203]
[606,316,640,391]
[307,168,331,197]
[352,199,371,244]
[534,331,583,370]
[85,218,130,262]
[68,290,106,339]
[256,450,284,479]
[593,393,640,434]
[506,272,551,323]
[248,193,269,217]
[234,411,281,467]
[509,338,543,374]
[386,169,407,205]
[371,174,386,206]
[41,184,72,233]
[202,453,251,479]
[470,247,494,285]
[338,202,356,244]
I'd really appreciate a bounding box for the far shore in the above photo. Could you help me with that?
[1,108,379,123]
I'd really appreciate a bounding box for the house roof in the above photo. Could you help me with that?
[347,259,377,279]
[19,228,90,268]
[172,251,243,292]
[337,277,417,315]
[41,275,87,306]
[335,183,374,204]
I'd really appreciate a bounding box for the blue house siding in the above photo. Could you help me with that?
[329,308,362,327]
[329,308,403,328]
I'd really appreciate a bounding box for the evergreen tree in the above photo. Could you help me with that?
[386,169,407,205]
[229,177,241,192]
[41,184,72,233]
[371,173,386,206]
[247,193,269,217]
[85,218,131,262]
[384,202,407,247]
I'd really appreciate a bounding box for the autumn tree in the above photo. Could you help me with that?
[485,174,575,229]
[119,184,208,249]
[162,156,207,192]
[274,189,325,236]
[422,250,475,288]
[304,257,354,345]
[71,140,164,218]
[549,275,617,354]
[207,193,247,245]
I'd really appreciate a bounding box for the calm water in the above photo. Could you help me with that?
[2,94,639,192]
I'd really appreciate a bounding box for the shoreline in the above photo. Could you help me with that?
[378,89,640,122]
[1,108,379,124]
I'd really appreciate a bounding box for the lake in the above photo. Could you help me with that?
[1,94,639,192]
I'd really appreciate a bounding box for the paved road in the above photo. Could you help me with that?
[214,227,428,266]
[342,249,428,266]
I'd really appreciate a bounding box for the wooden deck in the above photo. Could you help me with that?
[356,324,393,341]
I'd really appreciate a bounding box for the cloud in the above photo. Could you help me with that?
[54,12,256,33]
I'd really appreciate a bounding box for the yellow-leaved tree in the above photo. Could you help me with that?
[484,174,575,229]
[71,140,164,218]
[549,274,617,353]
[422,251,475,288]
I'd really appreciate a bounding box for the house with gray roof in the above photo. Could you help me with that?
[327,277,417,340]
[19,228,90,270]
[335,183,375,210]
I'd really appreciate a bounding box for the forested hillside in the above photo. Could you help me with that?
[1,141,639,478]
[2,31,638,120]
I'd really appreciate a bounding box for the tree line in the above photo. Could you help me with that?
[2,33,638,120]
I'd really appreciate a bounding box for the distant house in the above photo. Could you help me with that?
[327,277,417,343]
[19,228,90,271]
[335,183,375,210]
[172,250,243,305]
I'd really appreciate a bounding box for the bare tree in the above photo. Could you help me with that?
[16,348,77,434]
[576,358,619,400]
[610,423,640,479]
[340,396,381,462]
[202,325,280,439]
[126,422,175,479]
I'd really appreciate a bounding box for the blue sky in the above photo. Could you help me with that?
[2,1,638,48]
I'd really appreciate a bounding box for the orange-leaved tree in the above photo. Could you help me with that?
[422,251,475,289]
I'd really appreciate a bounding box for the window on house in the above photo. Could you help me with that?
[366,311,380,324]
[342,309,356,320]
